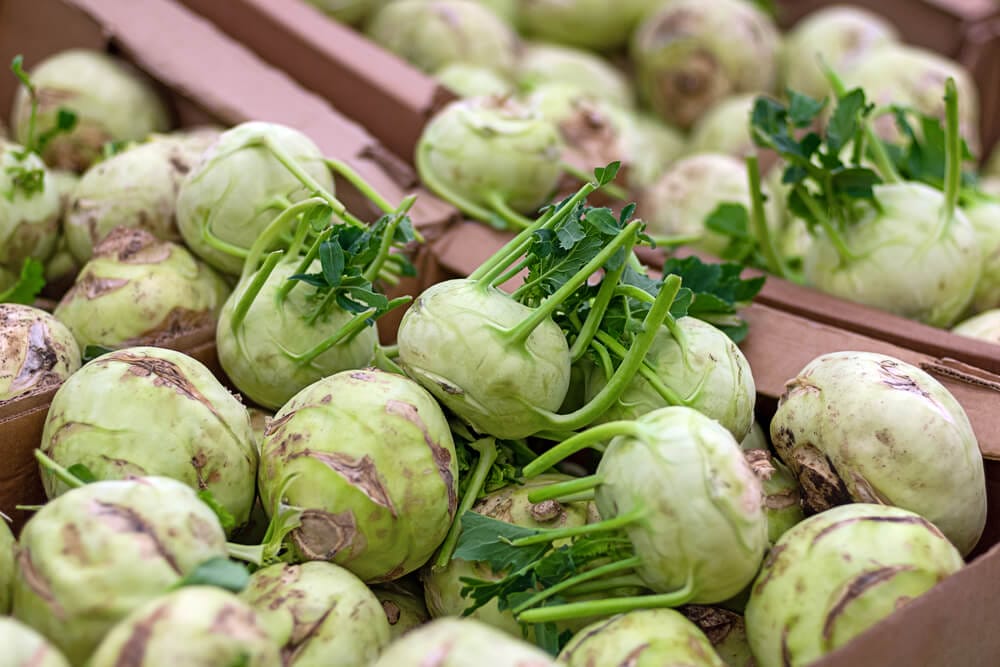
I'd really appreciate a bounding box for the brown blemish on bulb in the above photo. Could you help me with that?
[528,500,563,523]
[621,643,650,667]
[681,605,743,646]
[382,600,402,625]
[17,548,66,620]
[110,352,225,423]
[114,604,170,667]
[385,399,457,515]
[292,450,397,516]
[89,500,182,574]
[92,226,171,264]
[822,566,913,641]
[811,514,942,547]
[292,509,362,561]
[7,317,63,394]
[788,444,852,515]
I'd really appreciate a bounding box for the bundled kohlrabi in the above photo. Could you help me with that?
[745,504,965,667]
[517,0,654,52]
[0,517,12,614]
[371,617,556,667]
[372,578,431,640]
[770,350,986,555]
[11,476,231,663]
[240,561,390,666]
[38,346,258,531]
[740,423,804,545]
[631,0,780,131]
[434,63,515,99]
[53,227,230,349]
[255,368,458,582]
[952,309,1000,343]
[516,42,634,107]
[681,605,756,667]
[367,0,519,75]
[10,50,170,172]
[0,304,80,402]
[88,586,281,667]
[0,617,71,667]
[555,609,725,666]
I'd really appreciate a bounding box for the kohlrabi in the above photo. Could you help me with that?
[372,578,431,640]
[0,618,71,667]
[745,504,965,667]
[88,586,281,667]
[306,0,390,25]
[556,609,725,666]
[740,423,804,545]
[681,605,756,667]
[952,308,1000,343]
[631,0,780,131]
[38,346,258,530]
[256,368,458,582]
[687,93,764,161]
[517,0,654,52]
[216,195,414,410]
[371,617,556,667]
[53,227,231,349]
[621,112,686,189]
[770,351,986,555]
[0,517,12,614]
[0,143,61,275]
[11,476,230,664]
[240,561,390,666]
[780,6,899,100]
[517,42,634,107]
[11,50,170,172]
[434,63,515,99]
[0,304,80,402]
[367,0,519,75]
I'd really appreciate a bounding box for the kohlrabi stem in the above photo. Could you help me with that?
[512,556,643,614]
[562,574,647,597]
[299,306,378,354]
[242,197,327,282]
[226,543,264,566]
[518,584,695,624]
[510,505,645,547]
[324,157,395,213]
[522,423,642,479]
[201,222,251,259]
[526,475,604,503]
[505,222,642,346]
[373,345,406,375]
[490,257,531,289]
[942,78,962,232]
[561,162,628,200]
[34,450,86,489]
[434,438,498,569]
[747,156,789,279]
[416,141,499,223]
[486,192,533,231]
[568,260,627,362]
[363,194,417,282]
[556,490,596,503]
[230,251,283,333]
[794,184,858,263]
[591,330,685,407]
[277,228,333,303]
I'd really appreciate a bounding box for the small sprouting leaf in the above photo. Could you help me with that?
[593,161,621,187]
[82,345,115,363]
[584,208,619,235]
[319,241,345,287]
[198,489,236,534]
[102,139,134,159]
[454,512,549,572]
[832,167,881,200]
[10,55,32,93]
[66,464,98,484]
[555,215,585,250]
[826,89,868,155]
[303,202,334,232]
[0,258,45,304]
[619,202,637,226]
[174,557,251,594]
[669,287,693,319]
[35,108,77,155]
[704,203,751,238]
[787,90,827,127]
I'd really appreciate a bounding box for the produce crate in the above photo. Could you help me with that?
[428,219,1000,667]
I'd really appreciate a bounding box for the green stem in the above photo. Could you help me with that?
[942,78,962,233]
[416,141,498,223]
[242,197,326,282]
[512,556,642,614]
[526,476,604,503]
[486,191,533,231]
[510,505,645,547]
[324,157,395,213]
[373,345,406,376]
[561,162,628,200]
[226,543,264,566]
[34,450,85,489]
[592,330,685,407]
[747,156,788,278]
[517,586,695,624]
[363,194,417,282]
[490,257,531,289]
[297,307,377,357]
[200,222,251,260]
[276,228,332,303]
[434,438,498,569]
[231,252,283,333]
[794,184,857,263]
[554,490,596,503]
[381,343,399,358]
[563,574,647,597]
[522,424,640,479]
[568,260,627,362]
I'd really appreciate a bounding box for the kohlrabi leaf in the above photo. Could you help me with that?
[82,345,115,364]
[173,557,250,593]
[198,489,237,534]
[662,256,765,342]
[9,55,77,162]
[885,105,977,193]
[66,464,98,484]
[453,512,548,572]
[593,161,621,187]
[0,258,45,304]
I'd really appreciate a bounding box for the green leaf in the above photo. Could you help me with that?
[826,89,868,155]
[319,241,345,287]
[704,203,751,239]
[555,215,585,250]
[198,489,236,534]
[584,208,619,235]
[593,161,621,187]
[454,512,548,573]
[36,108,77,155]
[173,557,251,594]
[82,345,114,364]
[831,167,881,200]
[0,258,45,304]
[787,90,827,127]
[66,464,98,484]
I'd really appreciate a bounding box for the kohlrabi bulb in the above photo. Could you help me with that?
[368,0,519,75]
[371,617,555,667]
[434,63,514,99]
[0,519,13,614]
[741,427,805,545]
[88,587,281,667]
[681,605,756,667]
[11,477,229,664]
[306,0,390,25]
[518,0,655,52]
[781,6,899,100]
[397,279,571,439]
[258,369,458,583]
[176,121,334,275]
[517,42,634,107]
[686,93,760,160]
[11,50,171,172]
[416,96,564,218]
[631,0,780,131]
[746,504,965,667]
[622,112,686,189]
[556,609,724,666]
[39,346,258,530]
[241,561,391,666]
[0,143,61,273]
[952,308,1000,344]
[770,351,986,555]
[53,227,230,349]
[0,304,80,402]
[0,618,71,667]
[804,182,980,328]
[585,316,756,441]
[372,579,430,640]
[962,197,1000,313]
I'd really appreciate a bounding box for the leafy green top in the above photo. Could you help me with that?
[0,258,45,304]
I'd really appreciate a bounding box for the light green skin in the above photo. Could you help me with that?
[638,153,782,257]
[368,0,519,75]
[38,346,258,530]
[681,605,755,667]
[780,6,899,101]
[65,135,211,263]
[241,561,391,666]
[741,423,805,546]
[396,279,571,439]
[770,350,986,556]
[623,112,686,189]
[0,520,12,614]
[686,93,759,160]
[46,171,82,288]
[371,617,555,667]
[422,474,597,639]
[0,304,80,402]
[259,368,458,582]
[746,504,965,667]
[517,42,634,107]
[49,169,79,215]
[53,228,231,349]
[11,49,171,172]
[89,586,281,667]
[804,182,981,328]
[596,406,768,602]
[434,63,514,99]
[585,317,756,442]
[176,121,334,275]
[518,0,655,52]
[475,0,517,23]
[216,259,378,410]
[952,308,1000,344]
[963,199,1000,313]
[0,618,71,667]
[11,477,229,664]
[631,0,780,131]
[418,97,564,214]
[556,609,724,667]
[0,144,61,272]
[371,579,430,640]
[307,0,386,25]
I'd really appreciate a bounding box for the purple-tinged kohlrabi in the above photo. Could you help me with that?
[39,346,258,530]
[770,351,986,555]
[0,304,80,402]
[371,617,555,667]
[0,618,71,667]
[517,42,634,107]
[952,308,1000,344]
[746,504,964,667]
